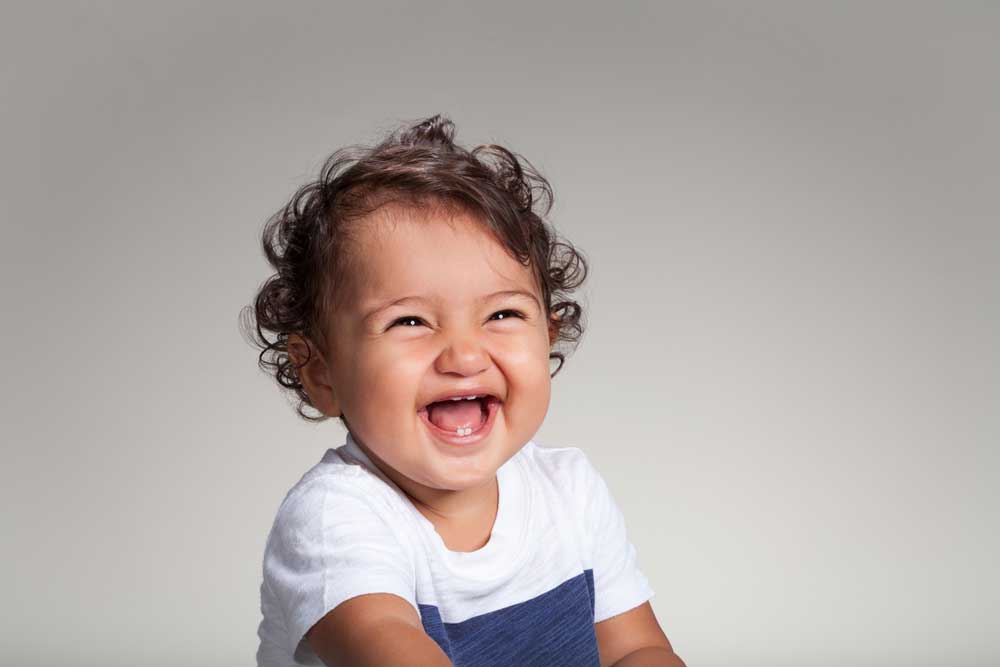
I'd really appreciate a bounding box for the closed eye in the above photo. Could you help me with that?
[490,309,525,321]
[388,310,525,330]
[389,315,427,328]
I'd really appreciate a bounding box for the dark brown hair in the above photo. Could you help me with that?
[240,115,588,423]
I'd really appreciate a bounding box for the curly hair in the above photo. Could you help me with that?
[240,114,588,423]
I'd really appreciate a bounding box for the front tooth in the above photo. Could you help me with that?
[464,395,478,400]
[450,397,462,401]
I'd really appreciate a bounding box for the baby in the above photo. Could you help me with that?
[246,115,685,667]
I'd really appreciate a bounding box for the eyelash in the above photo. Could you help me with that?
[389,310,526,329]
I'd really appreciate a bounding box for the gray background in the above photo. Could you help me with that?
[2,2,997,666]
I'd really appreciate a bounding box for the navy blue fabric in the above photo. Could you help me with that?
[418,569,599,666]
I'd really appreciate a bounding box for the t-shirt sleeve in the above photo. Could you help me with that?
[262,474,418,660]
[577,451,656,623]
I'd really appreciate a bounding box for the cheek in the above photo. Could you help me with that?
[500,323,553,367]
[496,330,553,395]
[342,345,429,415]
[503,347,552,439]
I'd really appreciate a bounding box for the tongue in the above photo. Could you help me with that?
[426,400,484,431]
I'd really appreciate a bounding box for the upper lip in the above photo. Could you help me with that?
[419,387,503,411]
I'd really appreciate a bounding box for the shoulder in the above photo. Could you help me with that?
[518,439,602,493]
[516,440,610,520]
[265,451,409,550]
[260,451,418,600]
[285,446,402,508]
[259,452,421,661]
[519,440,626,538]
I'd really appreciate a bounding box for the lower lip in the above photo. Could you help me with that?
[418,398,501,451]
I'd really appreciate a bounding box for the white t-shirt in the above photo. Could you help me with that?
[256,433,654,666]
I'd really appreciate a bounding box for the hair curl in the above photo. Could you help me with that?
[240,114,588,423]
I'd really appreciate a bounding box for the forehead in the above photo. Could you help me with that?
[344,203,539,307]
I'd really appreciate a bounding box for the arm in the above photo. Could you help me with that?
[610,647,686,667]
[595,602,686,667]
[306,592,452,667]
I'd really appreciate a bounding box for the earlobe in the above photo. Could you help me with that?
[548,313,561,347]
[287,333,342,418]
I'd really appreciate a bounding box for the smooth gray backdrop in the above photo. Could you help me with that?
[2,2,997,666]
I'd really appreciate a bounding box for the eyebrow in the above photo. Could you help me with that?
[362,289,541,324]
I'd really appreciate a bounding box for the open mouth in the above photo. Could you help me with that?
[418,394,501,440]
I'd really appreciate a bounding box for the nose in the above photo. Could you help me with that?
[434,327,490,377]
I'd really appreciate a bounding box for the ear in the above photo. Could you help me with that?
[287,333,341,418]
[548,313,561,347]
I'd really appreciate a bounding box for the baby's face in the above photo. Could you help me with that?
[323,204,553,493]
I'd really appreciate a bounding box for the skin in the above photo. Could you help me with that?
[289,203,558,543]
